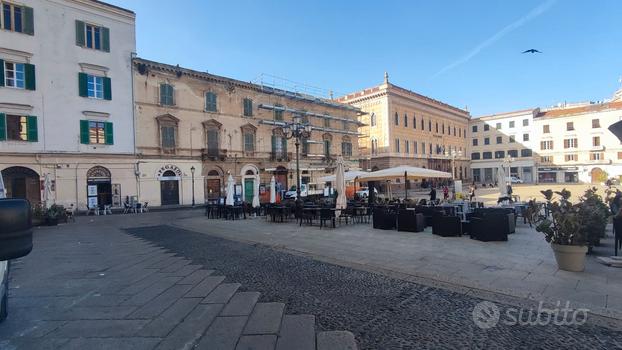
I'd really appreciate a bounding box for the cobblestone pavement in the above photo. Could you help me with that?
[0,219,357,350]
[128,225,622,350]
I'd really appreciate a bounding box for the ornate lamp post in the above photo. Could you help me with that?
[502,155,515,183]
[444,149,463,179]
[282,114,312,207]
[190,165,196,207]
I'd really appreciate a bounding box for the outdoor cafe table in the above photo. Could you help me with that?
[225,205,246,220]
[269,205,290,222]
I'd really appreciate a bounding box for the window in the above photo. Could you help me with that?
[540,140,553,150]
[523,133,529,141]
[521,149,532,157]
[413,141,418,154]
[496,122,501,130]
[496,136,502,144]
[3,61,24,88]
[592,119,600,128]
[342,120,348,131]
[472,125,478,133]
[428,120,431,131]
[509,121,515,128]
[442,123,445,134]
[566,122,574,131]
[484,124,489,131]
[1,2,32,34]
[370,113,376,126]
[618,152,622,160]
[394,112,399,126]
[429,143,432,154]
[395,138,400,153]
[472,169,481,182]
[472,138,478,146]
[89,121,105,144]
[161,126,175,149]
[405,140,410,154]
[243,132,255,152]
[2,60,35,90]
[206,128,219,156]
[404,113,408,127]
[421,142,426,154]
[302,137,309,155]
[205,92,217,112]
[435,122,438,133]
[523,119,529,126]
[563,138,578,149]
[323,116,330,128]
[459,128,462,137]
[371,139,378,155]
[543,125,550,133]
[421,118,424,130]
[509,135,515,143]
[484,137,490,145]
[453,126,456,136]
[593,136,601,147]
[324,139,331,157]
[590,152,603,161]
[482,151,492,159]
[471,152,480,160]
[160,83,174,106]
[413,116,416,129]
[272,134,285,158]
[0,114,37,142]
[87,75,104,99]
[75,21,109,52]
[342,140,352,157]
[540,156,553,163]
[565,154,578,162]
[508,149,518,158]
[495,151,505,159]
[243,98,253,116]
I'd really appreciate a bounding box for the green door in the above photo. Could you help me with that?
[244,178,254,203]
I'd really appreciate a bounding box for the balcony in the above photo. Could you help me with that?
[270,152,292,162]
[201,148,227,161]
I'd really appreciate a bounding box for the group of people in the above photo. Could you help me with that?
[428,184,478,202]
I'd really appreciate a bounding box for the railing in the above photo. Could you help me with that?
[201,148,227,161]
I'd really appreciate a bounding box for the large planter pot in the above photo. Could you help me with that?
[551,243,588,272]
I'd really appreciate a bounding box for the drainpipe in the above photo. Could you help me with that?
[75,162,80,210]
[130,52,137,155]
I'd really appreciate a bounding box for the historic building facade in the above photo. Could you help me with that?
[0,0,136,210]
[133,58,362,206]
[337,73,471,180]
[468,109,538,184]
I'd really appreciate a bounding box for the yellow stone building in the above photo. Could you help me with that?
[337,73,471,180]
[133,58,362,206]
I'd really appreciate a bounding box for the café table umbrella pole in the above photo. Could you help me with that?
[270,176,276,204]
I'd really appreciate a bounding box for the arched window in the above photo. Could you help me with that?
[240,123,257,154]
[404,113,408,127]
[370,112,377,127]
[394,112,399,126]
[341,135,352,157]
[203,119,222,158]
[413,115,416,129]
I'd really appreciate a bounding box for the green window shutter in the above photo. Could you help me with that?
[75,20,85,46]
[25,64,36,90]
[79,120,90,144]
[26,116,38,142]
[271,135,276,153]
[103,77,112,100]
[102,27,110,52]
[0,59,4,87]
[0,113,6,141]
[104,122,114,145]
[23,6,34,35]
[282,138,287,154]
[78,72,88,97]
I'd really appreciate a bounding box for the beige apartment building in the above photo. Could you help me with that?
[533,99,622,184]
[337,73,471,180]
[133,58,362,206]
[469,109,538,184]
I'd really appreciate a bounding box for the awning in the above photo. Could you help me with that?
[318,170,369,183]
[357,165,452,182]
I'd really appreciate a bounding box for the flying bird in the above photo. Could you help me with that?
[522,49,542,54]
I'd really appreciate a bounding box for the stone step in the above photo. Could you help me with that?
[275,314,315,350]
[317,331,358,350]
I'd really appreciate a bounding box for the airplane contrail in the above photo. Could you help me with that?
[431,0,556,79]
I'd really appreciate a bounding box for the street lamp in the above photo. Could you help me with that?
[502,155,515,183]
[281,114,312,207]
[444,149,463,179]
[190,165,196,207]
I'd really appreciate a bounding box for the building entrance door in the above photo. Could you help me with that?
[160,170,180,205]
[244,178,254,203]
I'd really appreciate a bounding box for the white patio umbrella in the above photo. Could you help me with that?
[357,165,451,199]
[43,173,53,208]
[225,174,235,205]
[497,166,508,198]
[252,175,260,208]
[0,171,6,199]
[269,176,276,204]
[318,170,368,183]
[335,156,347,216]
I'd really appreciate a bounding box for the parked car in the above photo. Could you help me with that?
[284,184,323,199]
[509,176,523,184]
[356,187,378,198]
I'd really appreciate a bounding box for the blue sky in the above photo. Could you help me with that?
[110,0,622,116]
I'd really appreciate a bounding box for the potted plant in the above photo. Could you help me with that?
[45,204,66,226]
[31,203,46,226]
[578,187,609,251]
[535,189,588,272]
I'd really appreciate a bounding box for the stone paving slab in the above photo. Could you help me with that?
[195,316,248,350]
[236,335,278,350]
[243,302,285,335]
[275,315,316,350]
[220,292,261,316]
[185,275,226,298]
[202,283,241,304]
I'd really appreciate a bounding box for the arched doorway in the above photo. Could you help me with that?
[240,164,259,204]
[160,170,180,205]
[1,166,40,204]
[87,166,112,208]
[591,167,607,184]
[206,169,222,203]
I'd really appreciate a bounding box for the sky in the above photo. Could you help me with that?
[109,0,622,116]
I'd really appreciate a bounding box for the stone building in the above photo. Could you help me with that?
[0,0,136,210]
[468,109,538,184]
[337,73,471,180]
[133,58,362,206]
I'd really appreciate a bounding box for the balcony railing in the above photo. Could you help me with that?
[201,148,227,161]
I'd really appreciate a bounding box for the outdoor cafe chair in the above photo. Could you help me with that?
[319,208,336,229]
